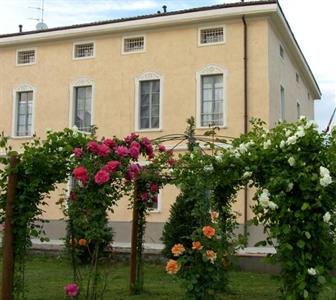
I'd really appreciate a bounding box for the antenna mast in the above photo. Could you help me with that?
[28,0,48,30]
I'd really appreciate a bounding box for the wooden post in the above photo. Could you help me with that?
[1,153,19,300]
[129,183,138,294]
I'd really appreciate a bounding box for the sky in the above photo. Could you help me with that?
[0,0,335,130]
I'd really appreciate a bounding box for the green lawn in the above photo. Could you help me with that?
[1,255,335,299]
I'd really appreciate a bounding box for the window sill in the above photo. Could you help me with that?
[196,125,227,130]
[16,62,36,67]
[198,41,225,47]
[122,50,146,55]
[135,128,163,133]
[10,135,33,140]
[148,209,161,214]
[72,56,95,61]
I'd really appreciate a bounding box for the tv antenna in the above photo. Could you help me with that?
[28,0,48,30]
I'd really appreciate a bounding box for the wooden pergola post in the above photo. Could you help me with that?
[129,182,139,295]
[1,153,19,300]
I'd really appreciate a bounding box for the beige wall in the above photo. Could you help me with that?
[267,21,315,126]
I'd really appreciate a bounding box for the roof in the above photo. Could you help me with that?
[0,1,276,38]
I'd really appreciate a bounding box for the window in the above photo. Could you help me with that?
[280,85,285,120]
[196,65,226,128]
[280,45,284,59]
[201,75,224,127]
[139,80,160,129]
[199,26,225,46]
[73,42,95,59]
[297,102,301,120]
[296,73,300,83]
[123,36,145,54]
[15,91,33,137]
[73,86,92,132]
[17,49,36,65]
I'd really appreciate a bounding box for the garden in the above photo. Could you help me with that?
[0,117,335,300]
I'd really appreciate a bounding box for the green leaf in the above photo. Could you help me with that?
[303,290,309,298]
[254,240,267,247]
[318,275,326,285]
[304,232,311,239]
[297,240,305,248]
[301,203,310,210]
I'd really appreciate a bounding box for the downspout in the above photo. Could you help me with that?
[242,15,248,242]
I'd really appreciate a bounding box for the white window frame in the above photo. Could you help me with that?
[196,64,227,129]
[148,190,162,214]
[122,34,146,55]
[280,84,285,121]
[72,41,96,60]
[135,71,163,132]
[198,25,226,47]
[16,48,37,66]
[11,83,36,139]
[69,77,95,133]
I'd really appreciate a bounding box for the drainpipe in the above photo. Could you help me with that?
[242,15,248,243]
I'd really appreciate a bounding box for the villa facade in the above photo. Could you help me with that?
[0,1,321,245]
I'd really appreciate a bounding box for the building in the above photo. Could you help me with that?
[0,1,321,246]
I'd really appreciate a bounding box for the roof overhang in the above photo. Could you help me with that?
[0,3,277,46]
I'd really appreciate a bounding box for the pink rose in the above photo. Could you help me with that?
[115,146,129,157]
[94,170,110,185]
[150,182,159,193]
[64,283,79,297]
[87,141,99,153]
[158,144,166,152]
[168,159,175,166]
[97,144,110,157]
[73,166,89,186]
[142,137,151,146]
[103,138,116,148]
[129,146,140,159]
[141,192,149,202]
[125,133,139,143]
[146,144,153,156]
[127,164,140,180]
[73,147,83,158]
[103,161,121,173]
[130,141,140,149]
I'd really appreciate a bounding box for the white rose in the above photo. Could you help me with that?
[234,150,241,158]
[242,171,252,179]
[72,125,79,132]
[305,120,317,129]
[296,128,305,138]
[239,143,248,154]
[307,268,317,276]
[288,157,295,167]
[320,166,330,177]
[299,115,306,121]
[286,135,297,145]
[204,165,214,172]
[286,182,294,192]
[268,201,278,210]
[285,130,292,137]
[190,153,194,160]
[58,147,63,151]
[280,140,286,149]
[323,212,331,223]
[320,174,332,187]
[263,140,271,149]
[259,189,270,208]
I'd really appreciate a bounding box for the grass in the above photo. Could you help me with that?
[1,255,335,299]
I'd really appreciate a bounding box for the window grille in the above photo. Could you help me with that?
[200,27,224,44]
[124,36,145,53]
[74,43,94,58]
[17,50,35,64]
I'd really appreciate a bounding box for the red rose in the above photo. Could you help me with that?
[94,170,110,185]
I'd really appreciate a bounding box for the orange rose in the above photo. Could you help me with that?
[206,250,217,264]
[202,225,216,239]
[78,238,87,246]
[171,243,185,256]
[210,211,219,223]
[166,259,180,274]
[192,241,203,251]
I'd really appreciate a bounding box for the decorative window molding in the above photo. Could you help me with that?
[122,35,146,54]
[134,71,163,132]
[198,25,225,47]
[69,77,95,132]
[73,41,95,60]
[196,64,227,129]
[16,48,37,66]
[12,83,36,138]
